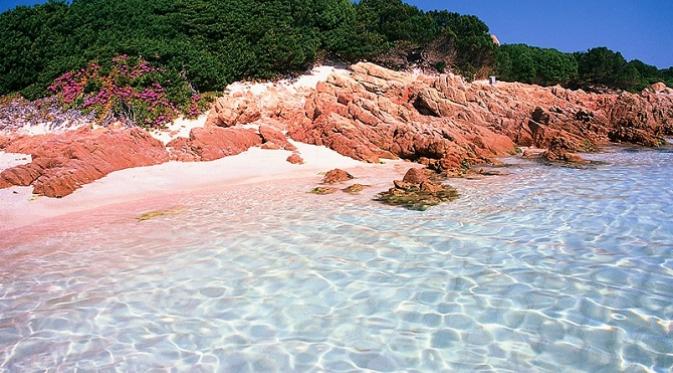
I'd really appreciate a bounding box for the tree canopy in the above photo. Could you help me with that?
[0,0,500,98]
[496,44,669,91]
[0,0,669,101]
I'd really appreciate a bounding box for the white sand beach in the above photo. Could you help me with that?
[0,141,400,233]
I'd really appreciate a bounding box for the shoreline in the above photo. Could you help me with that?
[0,141,405,244]
[2,142,670,248]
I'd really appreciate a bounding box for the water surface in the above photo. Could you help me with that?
[1,149,672,372]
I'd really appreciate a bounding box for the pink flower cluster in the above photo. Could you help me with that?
[187,94,202,118]
[49,71,84,104]
[49,56,204,128]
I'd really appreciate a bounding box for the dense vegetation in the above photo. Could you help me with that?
[48,55,212,127]
[0,0,494,98]
[496,45,673,91]
[0,0,670,127]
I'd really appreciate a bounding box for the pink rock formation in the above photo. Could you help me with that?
[402,168,430,184]
[541,138,589,164]
[2,63,672,198]
[259,125,297,151]
[205,92,261,127]
[166,127,262,162]
[286,63,673,175]
[0,127,168,197]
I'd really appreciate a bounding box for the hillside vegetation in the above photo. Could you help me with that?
[496,45,673,91]
[0,0,494,98]
[0,0,671,127]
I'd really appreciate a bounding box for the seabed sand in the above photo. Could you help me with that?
[0,141,403,236]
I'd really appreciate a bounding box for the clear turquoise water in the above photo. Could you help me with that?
[1,148,672,372]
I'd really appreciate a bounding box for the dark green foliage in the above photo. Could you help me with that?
[356,0,436,44]
[353,1,495,76]
[0,0,669,99]
[1,0,370,97]
[496,45,577,86]
[576,47,627,87]
[575,47,672,91]
[428,11,495,77]
[497,45,670,92]
[0,0,498,97]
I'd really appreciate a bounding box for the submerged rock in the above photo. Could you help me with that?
[137,208,184,222]
[322,169,354,184]
[309,186,338,195]
[375,168,458,211]
[343,184,370,194]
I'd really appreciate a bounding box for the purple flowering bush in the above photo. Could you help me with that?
[49,56,213,128]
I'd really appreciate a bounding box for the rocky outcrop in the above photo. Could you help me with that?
[607,90,673,146]
[205,93,261,128]
[287,63,673,175]
[375,168,459,211]
[259,125,297,151]
[2,64,672,198]
[166,127,262,162]
[0,127,168,197]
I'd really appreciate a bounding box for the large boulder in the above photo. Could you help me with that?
[541,138,589,165]
[608,92,673,146]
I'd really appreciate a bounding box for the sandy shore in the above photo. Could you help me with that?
[0,141,401,234]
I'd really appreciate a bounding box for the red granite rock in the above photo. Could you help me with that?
[259,124,297,151]
[322,169,353,184]
[287,62,673,175]
[0,127,168,197]
[286,153,304,164]
[167,127,262,162]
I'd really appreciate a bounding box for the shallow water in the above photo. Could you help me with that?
[1,149,672,372]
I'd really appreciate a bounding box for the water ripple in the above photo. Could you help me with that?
[0,149,672,372]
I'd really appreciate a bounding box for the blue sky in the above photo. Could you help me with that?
[2,0,672,68]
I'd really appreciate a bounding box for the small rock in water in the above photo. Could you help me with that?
[342,184,370,194]
[137,207,183,222]
[322,169,354,184]
[375,168,459,211]
[309,187,338,195]
[477,168,507,176]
